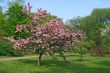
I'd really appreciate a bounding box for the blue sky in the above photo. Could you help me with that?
[0,0,110,21]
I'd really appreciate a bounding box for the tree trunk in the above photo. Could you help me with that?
[48,51,58,61]
[38,52,43,66]
[60,52,69,63]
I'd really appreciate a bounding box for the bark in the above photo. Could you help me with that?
[59,52,69,63]
[48,51,58,61]
[38,52,43,66]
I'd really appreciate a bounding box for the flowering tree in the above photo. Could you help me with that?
[7,3,84,65]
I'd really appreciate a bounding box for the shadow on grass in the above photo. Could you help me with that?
[95,61,110,66]
[31,68,110,73]
[18,59,110,73]
[0,70,8,73]
[56,54,80,58]
[18,59,38,66]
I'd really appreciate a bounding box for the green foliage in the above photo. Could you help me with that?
[80,16,103,41]
[0,4,23,56]
[0,37,23,56]
[80,8,110,52]
[79,8,110,56]
[101,36,110,52]
[101,25,110,52]
[91,8,110,25]
[70,17,81,30]
[2,2,57,38]
[74,40,95,60]
[2,2,30,37]
[0,8,5,36]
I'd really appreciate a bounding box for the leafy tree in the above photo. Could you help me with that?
[80,8,110,56]
[101,25,110,53]
[65,16,81,31]
[0,37,23,56]
[0,6,5,36]
[74,39,95,61]
[2,1,30,36]
[91,8,110,25]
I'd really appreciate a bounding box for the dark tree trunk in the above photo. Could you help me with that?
[59,52,69,63]
[48,51,58,61]
[38,52,43,66]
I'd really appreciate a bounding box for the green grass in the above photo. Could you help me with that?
[0,54,110,73]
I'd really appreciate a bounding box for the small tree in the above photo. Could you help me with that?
[7,3,83,65]
[74,39,94,61]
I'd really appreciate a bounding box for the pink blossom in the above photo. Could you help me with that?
[8,3,84,53]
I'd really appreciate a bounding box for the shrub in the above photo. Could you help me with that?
[0,37,23,56]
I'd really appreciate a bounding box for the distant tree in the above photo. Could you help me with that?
[100,25,110,53]
[65,16,81,31]
[74,39,95,61]
[80,8,110,56]
[91,8,110,25]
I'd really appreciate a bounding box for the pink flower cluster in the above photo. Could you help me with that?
[14,19,83,51]
[13,38,32,50]
[22,3,48,25]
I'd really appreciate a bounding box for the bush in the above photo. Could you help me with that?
[0,37,23,56]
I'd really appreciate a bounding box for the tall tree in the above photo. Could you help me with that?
[2,1,30,36]
[0,6,5,36]
[80,8,110,56]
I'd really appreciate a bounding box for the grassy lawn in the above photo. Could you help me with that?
[0,54,110,73]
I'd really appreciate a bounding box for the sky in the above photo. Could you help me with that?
[0,0,110,21]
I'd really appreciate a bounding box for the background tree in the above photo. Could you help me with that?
[2,1,30,37]
[100,25,110,54]
[74,39,95,61]
[80,8,110,56]
[65,16,81,31]
[0,6,5,36]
